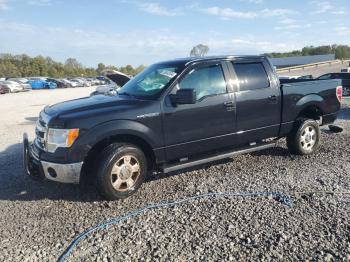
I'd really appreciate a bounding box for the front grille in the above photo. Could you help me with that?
[35,117,47,150]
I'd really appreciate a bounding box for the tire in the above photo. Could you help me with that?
[95,143,148,200]
[287,119,320,155]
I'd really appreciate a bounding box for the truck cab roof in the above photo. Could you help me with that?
[156,55,267,67]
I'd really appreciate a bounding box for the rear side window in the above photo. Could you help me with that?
[233,63,270,91]
[340,74,350,79]
[318,74,332,80]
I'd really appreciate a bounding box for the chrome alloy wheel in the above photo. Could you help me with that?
[300,125,317,151]
[110,155,140,192]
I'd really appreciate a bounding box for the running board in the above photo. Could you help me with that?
[161,142,276,173]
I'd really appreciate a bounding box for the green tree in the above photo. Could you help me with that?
[134,65,146,74]
[190,44,209,57]
[119,64,136,75]
[265,44,350,59]
[0,53,148,78]
[65,58,82,70]
[96,63,106,75]
[33,56,48,76]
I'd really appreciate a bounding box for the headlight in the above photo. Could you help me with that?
[46,128,79,153]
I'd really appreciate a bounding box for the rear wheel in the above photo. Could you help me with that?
[287,119,320,155]
[96,143,147,200]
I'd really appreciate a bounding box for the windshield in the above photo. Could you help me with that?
[118,63,179,99]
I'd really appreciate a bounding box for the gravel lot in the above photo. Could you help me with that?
[0,89,349,261]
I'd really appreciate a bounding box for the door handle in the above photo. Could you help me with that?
[224,101,236,111]
[224,101,235,107]
[268,95,277,101]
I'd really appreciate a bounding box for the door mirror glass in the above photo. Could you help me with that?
[170,89,196,105]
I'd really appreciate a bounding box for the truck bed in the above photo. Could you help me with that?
[279,79,341,135]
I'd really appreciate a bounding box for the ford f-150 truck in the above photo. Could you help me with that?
[23,56,343,200]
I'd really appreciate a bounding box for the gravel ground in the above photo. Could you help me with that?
[0,90,349,261]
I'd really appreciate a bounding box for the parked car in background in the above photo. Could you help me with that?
[0,83,10,94]
[88,78,104,85]
[96,76,111,85]
[0,80,25,92]
[47,78,70,88]
[27,77,47,81]
[69,79,85,87]
[60,79,76,87]
[298,75,313,80]
[7,77,28,83]
[279,75,313,80]
[279,75,301,80]
[80,78,92,87]
[28,78,57,89]
[7,78,31,91]
[90,72,131,96]
[317,73,350,96]
[84,78,93,86]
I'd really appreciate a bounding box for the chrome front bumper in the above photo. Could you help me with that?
[41,161,83,184]
[23,133,83,184]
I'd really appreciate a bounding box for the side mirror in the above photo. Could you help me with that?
[170,89,196,106]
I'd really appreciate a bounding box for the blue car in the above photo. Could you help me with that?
[28,79,57,89]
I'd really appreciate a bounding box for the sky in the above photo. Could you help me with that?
[0,0,349,67]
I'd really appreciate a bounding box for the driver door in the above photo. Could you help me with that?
[162,62,236,161]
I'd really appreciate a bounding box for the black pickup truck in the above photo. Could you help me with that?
[23,56,343,200]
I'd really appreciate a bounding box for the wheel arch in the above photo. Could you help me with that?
[85,133,156,170]
[295,94,325,121]
[78,120,160,183]
[296,104,323,121]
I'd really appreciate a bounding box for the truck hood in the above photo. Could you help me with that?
[106,72,130,87]
[44,94,142,117]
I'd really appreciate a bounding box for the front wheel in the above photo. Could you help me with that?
[287,119,320,155]
[96,143,148,200]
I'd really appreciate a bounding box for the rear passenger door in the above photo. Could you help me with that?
[228,60,281,146]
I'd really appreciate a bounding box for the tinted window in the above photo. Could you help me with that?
[340,74,350,79]
[233,63,270,91]
[318,74,331,80]
[178,64,227,101]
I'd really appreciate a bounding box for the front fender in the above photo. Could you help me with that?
[70,120,161,161]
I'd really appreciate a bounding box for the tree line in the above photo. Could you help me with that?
[188,43,350,61]
[264,44,350,59]
[2,44,350,78]
[0,54,146,78]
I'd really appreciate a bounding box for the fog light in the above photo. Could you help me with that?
[47,167,57,178]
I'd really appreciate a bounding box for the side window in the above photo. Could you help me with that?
[178,64,227,101]
[233,63,270,91]
[318,74,331,80]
